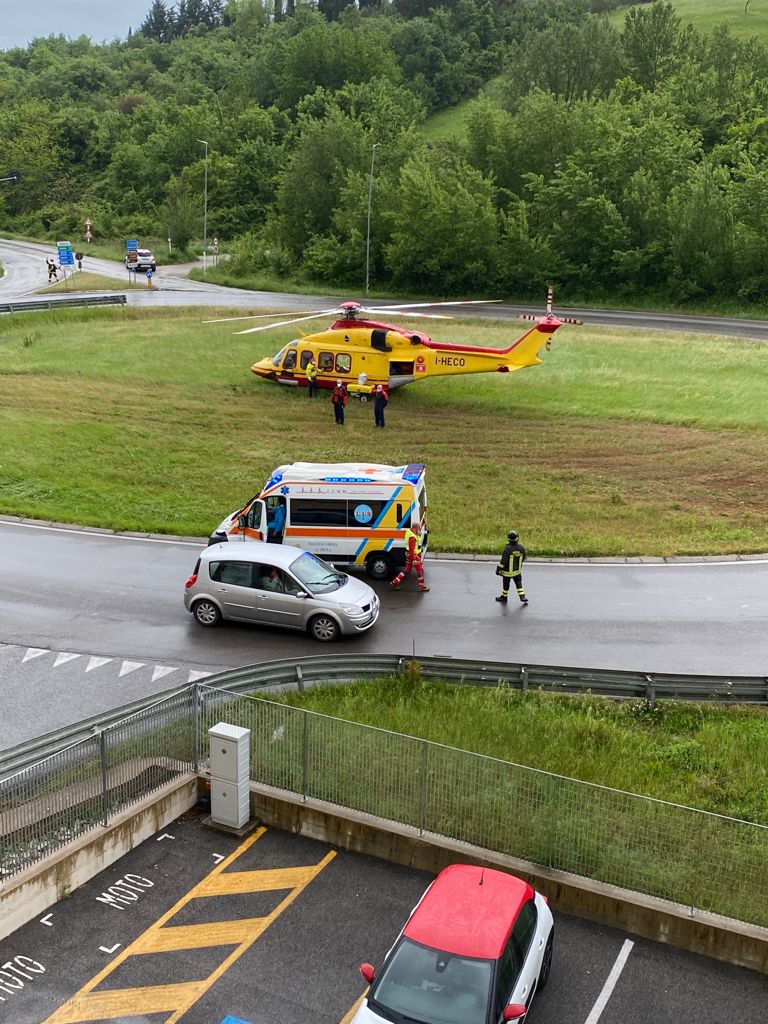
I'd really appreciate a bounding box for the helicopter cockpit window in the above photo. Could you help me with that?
[335,353,352,374]
[318,351,334,371]
[271,346,286,368]
[282,348,297,370]
[300,351,313,370]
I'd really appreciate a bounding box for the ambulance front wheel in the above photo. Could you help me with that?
[366,552,392,580]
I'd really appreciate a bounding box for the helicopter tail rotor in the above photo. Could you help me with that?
[518,287,583,326]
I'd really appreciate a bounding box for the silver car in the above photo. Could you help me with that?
[184,540,380,642]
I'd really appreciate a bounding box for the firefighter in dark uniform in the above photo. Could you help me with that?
[496,529,528,605]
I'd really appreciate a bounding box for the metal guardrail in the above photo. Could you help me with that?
[0,294,127,314]
[2,655,766,779]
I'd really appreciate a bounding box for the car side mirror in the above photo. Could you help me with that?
[502,1005,527,1022]
[359,962,375,984]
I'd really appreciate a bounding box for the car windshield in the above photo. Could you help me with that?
[371,938,492,1024]
[289,551,346,594]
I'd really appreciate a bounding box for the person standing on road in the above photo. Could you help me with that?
[390,527,429,592]
[46,257,58,282]
[306,356,318,398]
[331,379,347,425]
[372,383,388,428]
[496,529,528,605]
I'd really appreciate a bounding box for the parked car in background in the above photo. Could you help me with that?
[125,248,156,272]
[184,540,380,642]
[352,864,554,1024]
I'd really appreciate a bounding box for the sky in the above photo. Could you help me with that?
[1,2,154,51]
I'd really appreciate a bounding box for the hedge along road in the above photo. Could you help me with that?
[3,236,768,338]
[0,518,767,752]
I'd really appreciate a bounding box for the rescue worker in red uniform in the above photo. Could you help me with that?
[390,527,429,592]
[496,529,528,604]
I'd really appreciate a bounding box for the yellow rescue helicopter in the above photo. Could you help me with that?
[205,290,580,394]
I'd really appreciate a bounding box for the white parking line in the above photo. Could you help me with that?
[584,939,634,1024]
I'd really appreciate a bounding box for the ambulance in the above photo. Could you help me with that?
[209,462,428,580]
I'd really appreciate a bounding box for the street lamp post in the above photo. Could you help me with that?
[198,140,208,273]
[365,143,379,296]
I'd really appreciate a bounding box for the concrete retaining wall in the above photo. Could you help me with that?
[0,775,197,942]
[248,783,768,975]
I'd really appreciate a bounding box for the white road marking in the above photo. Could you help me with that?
[212,854,225,864]
[1,519,766,565]
[99,944,121,954]
[584,939,634,1024]
[0,519,202,546]
[39,915,53,927]
[119,660,145,677]
[156,833,175,842]
[23,648,47,662]
[188,670,212,681]
[53,652,80,667]
[86,655,113,672]
[151,665,178,682]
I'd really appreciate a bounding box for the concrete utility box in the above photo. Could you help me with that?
[209,722,251,829]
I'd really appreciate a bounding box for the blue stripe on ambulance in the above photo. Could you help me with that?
[353,489,410,560]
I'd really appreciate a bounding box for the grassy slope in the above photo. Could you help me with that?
[607,0,768,40]
[0,306,766,555]
[274,680,768,824]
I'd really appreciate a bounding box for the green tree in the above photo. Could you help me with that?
[666,160,735,299]
[384,150,499,293]
[621,0,680,92]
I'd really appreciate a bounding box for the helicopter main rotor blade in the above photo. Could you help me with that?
[235,312,334,335]
[204,308,335,324]
[368,299,502,311]
[362,309,453,320]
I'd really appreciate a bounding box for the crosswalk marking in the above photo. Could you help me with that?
[42,828,337,1024]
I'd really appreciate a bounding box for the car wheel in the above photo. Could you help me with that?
[309,614,340,642]
[192,599,221,627]
[366,552,392,580]
[538,931,554,989]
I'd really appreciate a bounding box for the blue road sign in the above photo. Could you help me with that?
[126,239,138,250]
[57,241,74,266]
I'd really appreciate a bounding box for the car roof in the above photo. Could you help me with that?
[403,864,534,961]
[202,540,306,570]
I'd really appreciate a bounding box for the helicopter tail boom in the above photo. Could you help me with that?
[422,315,561,369]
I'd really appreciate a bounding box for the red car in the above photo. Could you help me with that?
[353,864,554,1024]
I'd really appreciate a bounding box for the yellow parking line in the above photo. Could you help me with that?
[43,827,337,1024]
[340,987,369,1024]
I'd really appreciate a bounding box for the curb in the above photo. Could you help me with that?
[0,513,766,564]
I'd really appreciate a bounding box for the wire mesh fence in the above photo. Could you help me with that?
[0,687,197,883]
[3,678,767,930]
[199,685,768,928]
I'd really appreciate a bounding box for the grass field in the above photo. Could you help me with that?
[607,0,768,41]
[0,305,766,556]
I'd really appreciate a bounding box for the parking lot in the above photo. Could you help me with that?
[0,810,765,1024]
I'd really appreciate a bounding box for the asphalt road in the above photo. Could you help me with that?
[1,519,767,751]
[3,237,768,338]
[1,820,764,1024]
